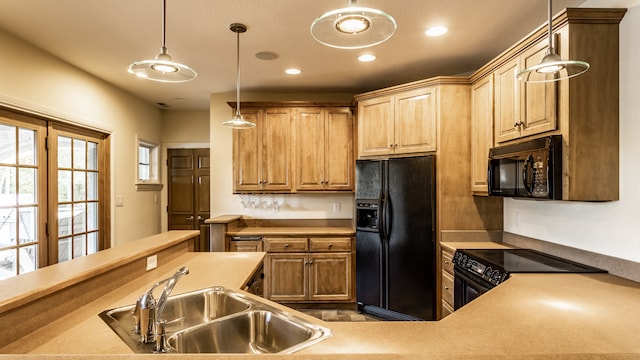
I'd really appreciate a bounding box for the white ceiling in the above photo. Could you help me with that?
[0,0,586,110]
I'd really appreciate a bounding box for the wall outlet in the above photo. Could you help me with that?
[146,254,157,271]
[332,202,341,213]
[115,195,125,207]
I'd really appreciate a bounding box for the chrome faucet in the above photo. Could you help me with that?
[132,266,189,351]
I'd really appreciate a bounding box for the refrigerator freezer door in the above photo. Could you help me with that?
[356,160,383,199]
[386,156,436,320]
[355,230,384,308]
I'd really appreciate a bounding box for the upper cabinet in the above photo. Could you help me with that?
[294,107,354,191]
[233,107,292,192]
[356,86,437,158]
[471,8,626,201]
[231,102,354,194]
[494,38,557,144]
[470,75,494,195]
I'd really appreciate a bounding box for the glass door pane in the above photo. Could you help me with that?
[55,133,102,263]
[0,120,41,279]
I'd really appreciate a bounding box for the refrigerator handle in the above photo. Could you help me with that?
[381,191,390,240]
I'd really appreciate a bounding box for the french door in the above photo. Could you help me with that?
[0,108,110,279]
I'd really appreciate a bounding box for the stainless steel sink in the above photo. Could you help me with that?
[99,286,331,354]
[168,310,328,354]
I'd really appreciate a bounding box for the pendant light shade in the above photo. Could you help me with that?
[128,0,196,82]
[517,0,589,83]
[222,23,256,129]
[310,0,396,49]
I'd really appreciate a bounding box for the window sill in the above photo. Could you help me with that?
[135,182,163,191]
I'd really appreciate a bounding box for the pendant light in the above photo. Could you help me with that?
[128,0,197,82]
[310,0,396,49]
[516,0,589,83]
[221,23,256,129]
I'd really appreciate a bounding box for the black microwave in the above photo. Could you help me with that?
[488,135,562,200]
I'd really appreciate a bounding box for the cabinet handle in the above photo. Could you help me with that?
[186,215,194,222]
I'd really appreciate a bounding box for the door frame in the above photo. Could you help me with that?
[161,142,209,232]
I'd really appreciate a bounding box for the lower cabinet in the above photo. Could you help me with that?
[229,239,263,252]
[441,246,455,318]
[263,237,354,303]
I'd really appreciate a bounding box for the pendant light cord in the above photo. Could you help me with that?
[161,0,168,53]
[547,0,553,53]
[235,29,241,117]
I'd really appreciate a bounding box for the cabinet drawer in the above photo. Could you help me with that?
[309,237,352,252]
[441,300,454,319]
[442,249,454,275]
[442,271,454,306]
[264,238,308,252]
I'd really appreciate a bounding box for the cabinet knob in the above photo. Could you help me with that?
[444,286,450,290]
[284,243,289,248]
[444,260,449,265]
[328,243,333,248]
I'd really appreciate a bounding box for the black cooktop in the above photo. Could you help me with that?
[459,248,606,273]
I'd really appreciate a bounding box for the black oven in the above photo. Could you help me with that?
[452,248,606,310]
[453,267,493,310]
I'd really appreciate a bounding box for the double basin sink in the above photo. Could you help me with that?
[99,286,331,354]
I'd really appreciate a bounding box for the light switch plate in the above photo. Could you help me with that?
[146,255,157,271]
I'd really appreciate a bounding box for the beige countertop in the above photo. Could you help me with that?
[1,242,639,358]
[227,226,355,237]
[441,241,514,252]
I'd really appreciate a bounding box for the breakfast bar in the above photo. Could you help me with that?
[0,231,639,359]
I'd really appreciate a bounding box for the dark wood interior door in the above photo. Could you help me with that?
[168,148,210,251]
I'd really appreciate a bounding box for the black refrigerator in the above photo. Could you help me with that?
[355,156,436,321]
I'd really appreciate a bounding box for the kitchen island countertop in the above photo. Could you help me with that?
[1,247,639,359]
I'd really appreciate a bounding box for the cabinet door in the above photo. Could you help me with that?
[471,75,494,195]
[520,39,557,137]
[264,253,308,301]
[295,108,325,190]
[308,252,353,301]
[357,96,394,157]
[494,57,521,144]
[229,240,263,252]
[262,108,292,191]
[324,108,354,190]
[394,87,437,154]
[233,109,262,191]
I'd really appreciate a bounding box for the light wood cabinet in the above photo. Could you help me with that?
[440,246,455,319]
[233,108,292,192]
[357,86,437,158]
[294,107,354,191]
[494,38,557,144]
[263,236,354,303]
[475,8,625,200]
[471,75,494,195]
[229,240,263,252]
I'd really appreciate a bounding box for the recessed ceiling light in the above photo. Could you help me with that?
[358,54,377,62]
[425,26,448,37]
[285,68,302,75]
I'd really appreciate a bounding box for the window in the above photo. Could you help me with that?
[0,109,110,279]
[136,136,162,191]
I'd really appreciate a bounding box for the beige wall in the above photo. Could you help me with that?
[162,110,210,144]
[209,91,356,219]
[0,28,163,246]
